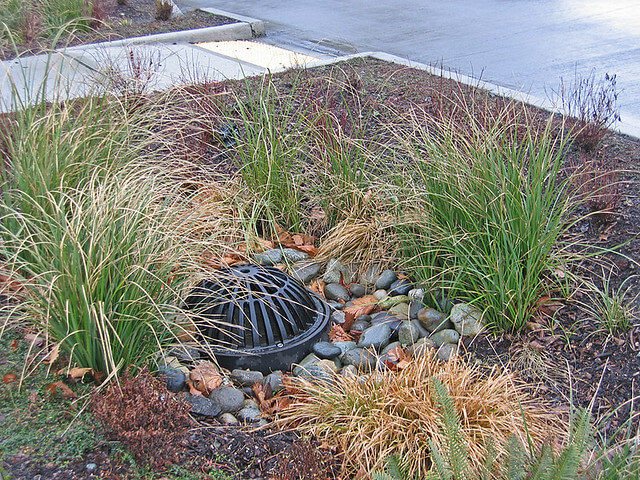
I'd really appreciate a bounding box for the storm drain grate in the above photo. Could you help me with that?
[185,264,330,373]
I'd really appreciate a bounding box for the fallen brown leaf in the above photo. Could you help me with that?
[189,361,222,396]
[10,339,18,350]
[309,279,326,298]
[343,295,377,324]
[24,334,45,347]
[42,344,60,365]
[58,367,95,382]
[46,381,77,399]
[2,373,17,384]
[328,324,352,342]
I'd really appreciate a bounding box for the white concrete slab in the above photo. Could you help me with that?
[0,53,93,111]
[197,40,320,70]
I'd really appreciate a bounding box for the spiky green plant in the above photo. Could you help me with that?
[395,104,577,332]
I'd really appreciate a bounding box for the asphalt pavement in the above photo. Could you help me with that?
[175,0,640,138]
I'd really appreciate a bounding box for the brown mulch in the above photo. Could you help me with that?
[0,0,236,61]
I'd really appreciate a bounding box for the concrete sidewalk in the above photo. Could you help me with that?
[0,8,311,111]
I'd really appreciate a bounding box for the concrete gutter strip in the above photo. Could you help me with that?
[199,8,266,37]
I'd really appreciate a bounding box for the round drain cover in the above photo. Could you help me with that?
[185,264,331,373]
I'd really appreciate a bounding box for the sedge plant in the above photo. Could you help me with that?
[395,103,577,332]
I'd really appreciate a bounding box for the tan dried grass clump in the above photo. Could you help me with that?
[276,352,567,477]
[315,215,399,277]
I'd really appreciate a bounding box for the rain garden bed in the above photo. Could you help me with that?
[0,46,638,480]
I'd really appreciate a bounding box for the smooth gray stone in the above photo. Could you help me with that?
[349,283,366,298]
[327,300,344,310]
[408,288,425,300]
[349,320,370,333]
[340,364,358,377]
[407,337,437,357]
[236,405,262,423]
[450,302,484,336]
[231,369,264,387]
[398,320,424,346]
[417,307,451,333]
[388,302,410,319]
[331,310,347,324]
[254,249,283,265]
[264,371,284,393]
[312,341,342,359]
[341,348,376,371]
[375,269,398,290]
[429,329,460,346]
[323,258,352,284]
[334,341,357,356]
[370,312,403,339]
[219,412,239,425]
[295,364,334,384]
[209,386,245,414]
[291,261,322,284]
[360,264,381,287]
[409,300,426,320]
[436,343,458,361]
[282,247,309,263]
[325,283,350,302]
[293,353,321,375]
[373,289,387,300]
[357,323,392,350]
[186,395,222,417]
[382,341,402,354]
[355,314,372,323]
[388,278,413,296]
[377,295,410,310]
[157,366,186,393]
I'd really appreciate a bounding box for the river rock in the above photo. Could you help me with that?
[186,395,222,418]
[450,302,484,336]
[254,249,282,266]
[331,310,347,324]
[388,278,413,296]
[334,341,358,357]
[360,264,382,287]
[349,283,366,298]
[355,314,372,323]
[436,343,458,361]
[382,341,402,354]
[407,337,437,357]
[375,269,398,290]
[325,283,350,302]
[350,320,370,333]
[357,323,392,350]
[398,320,424,346]
[231,369,264,387]
[429,329,460,346]
[264,371,284,393]
[296,364,334,384]
[219,413,239,425]
[157,366,186,393]
[327,301,344,310]
[378,295,410,310]
[313,341,342,359]
[370,312,403,339]
[408,288,425,300]
[236,405,262,423]
[341,348,377,371]
[282,248,309,263]
[388,302,410,319]
[291,261,322,284]
[417,307,452,333]
[323,258,352,284]
[373,289,388,300]
[293,353,321,375]
[340,364,358,377]
[209,386,245,413]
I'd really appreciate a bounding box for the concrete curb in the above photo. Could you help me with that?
[63,10,264,53]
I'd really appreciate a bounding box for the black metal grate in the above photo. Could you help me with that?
[185,264,330,373]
